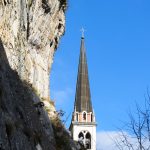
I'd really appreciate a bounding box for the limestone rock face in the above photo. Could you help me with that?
[0,0,65,101]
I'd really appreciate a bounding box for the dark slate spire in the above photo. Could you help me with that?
[74,37,93,112]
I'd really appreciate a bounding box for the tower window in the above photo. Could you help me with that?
[83,112,86,121]
[76,113,78,121]
[91,114,93,122]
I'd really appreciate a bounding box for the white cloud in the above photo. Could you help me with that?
[96,131,120,150]
[96,130,150,150]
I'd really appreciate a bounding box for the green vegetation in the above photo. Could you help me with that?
[51,116,71,150]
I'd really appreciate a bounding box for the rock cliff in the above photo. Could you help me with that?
[0,0,66,109]
[0,0,78,149]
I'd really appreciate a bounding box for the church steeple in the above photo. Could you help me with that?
[70,35,96,150]
[74,37,93,113]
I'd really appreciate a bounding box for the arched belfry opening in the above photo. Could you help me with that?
[78,132,84,145]
[85,132,91,149]
[69,35,97,150]
[78,131,92,149]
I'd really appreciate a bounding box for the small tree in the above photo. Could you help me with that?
[114,92,150,150]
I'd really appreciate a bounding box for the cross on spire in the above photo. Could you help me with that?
[80,27,86,38]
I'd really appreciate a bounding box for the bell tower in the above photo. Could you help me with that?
[70,35,96,150]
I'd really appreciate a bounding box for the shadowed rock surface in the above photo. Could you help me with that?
[0,39,55,149]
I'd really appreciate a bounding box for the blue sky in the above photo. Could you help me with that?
[50,0,150,145]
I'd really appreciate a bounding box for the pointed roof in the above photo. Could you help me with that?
[74,37,93,113]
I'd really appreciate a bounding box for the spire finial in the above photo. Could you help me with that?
[80,27,85,38]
